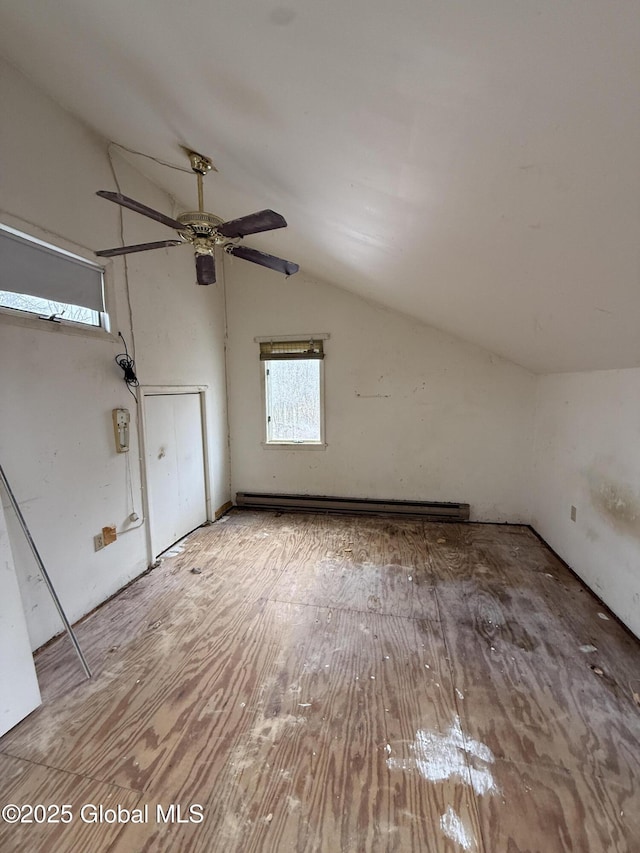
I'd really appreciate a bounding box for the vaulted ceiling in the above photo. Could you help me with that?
[1,0,639,372]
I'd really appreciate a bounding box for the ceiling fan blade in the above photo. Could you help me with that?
[196,253,216,285]
[95,240,182,258]
[96,191,185,231]
[227,245,299,276]
[217,209,287,238]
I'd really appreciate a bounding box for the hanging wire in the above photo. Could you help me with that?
[115,331,139,402]
[106,147,139,361]
[109,141,193,174]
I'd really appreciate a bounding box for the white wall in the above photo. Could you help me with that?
[0,59,229,650]
[531,368,640,637]
[225,262,535,522]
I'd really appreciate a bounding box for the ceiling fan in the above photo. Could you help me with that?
[95,150,299,284]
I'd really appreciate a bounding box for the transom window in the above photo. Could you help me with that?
[259,337,327,447]
[0,224,107,329]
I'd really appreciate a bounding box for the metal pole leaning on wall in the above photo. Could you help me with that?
[0,463,92,679]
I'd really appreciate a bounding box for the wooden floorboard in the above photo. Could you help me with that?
[0,753,141,853]
[1,509,639,852]
[477,758,640,852]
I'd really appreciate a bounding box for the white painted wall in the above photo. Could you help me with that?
[0,59,229,650]
[531,368,640,637]
[225,263,535,522]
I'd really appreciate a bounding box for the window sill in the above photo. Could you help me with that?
[262,441,327,451]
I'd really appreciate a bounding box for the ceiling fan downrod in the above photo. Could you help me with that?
[187,150,214,213]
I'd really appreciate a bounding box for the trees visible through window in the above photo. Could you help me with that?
[0,291,101,326]
[260,338,326,446]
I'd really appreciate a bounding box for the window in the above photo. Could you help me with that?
[0,224,107,329]
[259,337,327,447]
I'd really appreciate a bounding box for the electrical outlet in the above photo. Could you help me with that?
[571,505,577,522]
[94,533,104,551]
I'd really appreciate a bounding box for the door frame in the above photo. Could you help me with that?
[138,385,211,563]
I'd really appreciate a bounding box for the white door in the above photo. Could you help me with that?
[144,393,207,557]
[0,502,41,736]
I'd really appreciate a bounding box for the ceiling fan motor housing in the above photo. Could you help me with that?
[177,211,231,255]
[177,210,224,235]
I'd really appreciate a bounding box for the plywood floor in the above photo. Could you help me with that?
[1,510,639,852]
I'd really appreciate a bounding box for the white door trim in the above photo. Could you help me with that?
[138,385,211,563]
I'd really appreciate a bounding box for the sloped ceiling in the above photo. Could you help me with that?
[1,0,639,373]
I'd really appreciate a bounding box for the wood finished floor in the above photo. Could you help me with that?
[1,510,639,852]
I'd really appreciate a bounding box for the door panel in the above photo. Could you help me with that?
[0,503,41,736]
[145,393,207,557]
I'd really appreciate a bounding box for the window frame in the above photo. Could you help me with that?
[0,215,116,341]
[256,334,328,450]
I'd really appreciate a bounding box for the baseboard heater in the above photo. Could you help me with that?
[235,492,469,521]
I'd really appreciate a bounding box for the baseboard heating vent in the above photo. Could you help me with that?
[235,493,469,521]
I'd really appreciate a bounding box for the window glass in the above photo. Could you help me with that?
[265,359,322,443]
[0,290,101,326]
[0,224,106,329]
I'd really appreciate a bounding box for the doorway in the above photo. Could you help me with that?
[141,388,209,559]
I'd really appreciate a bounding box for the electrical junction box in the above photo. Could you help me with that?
[102,525,117,546]
[112,408,130,453]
